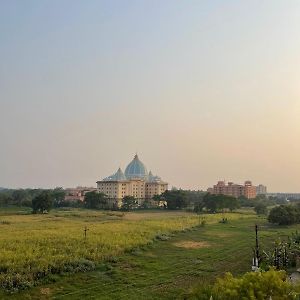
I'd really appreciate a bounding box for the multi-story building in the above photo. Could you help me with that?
[256,184,267,195]
[207,180,257,199]
[97,154,168,208]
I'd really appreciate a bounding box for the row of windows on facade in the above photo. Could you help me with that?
[99,186,164,190]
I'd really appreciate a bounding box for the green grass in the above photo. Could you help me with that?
[0,206,31,215]
[1,209,299,299]
[0,208,248,294]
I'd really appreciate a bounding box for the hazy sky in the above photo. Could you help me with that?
[1,1,300,192]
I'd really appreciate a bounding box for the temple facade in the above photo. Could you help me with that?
[96,154,168,208]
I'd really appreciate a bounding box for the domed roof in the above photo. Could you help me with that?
[148,170,162,182]
[104,167,126,181]
[125,154,148,180]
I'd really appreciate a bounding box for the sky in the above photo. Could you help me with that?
[0,1,300,192]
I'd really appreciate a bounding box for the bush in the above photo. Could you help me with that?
[63,259,95,273]
[187,269,300,300]
[214,269,299,300]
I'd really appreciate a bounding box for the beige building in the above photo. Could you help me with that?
[97,154,168,208]
[256,184,267,195]
[207,180,257,199]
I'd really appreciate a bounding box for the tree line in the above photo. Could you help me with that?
[1,187,295,221]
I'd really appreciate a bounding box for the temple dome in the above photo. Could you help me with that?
[125,154,148,180]
[104,167,126,181]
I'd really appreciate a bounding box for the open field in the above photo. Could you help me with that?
[0,208,249,292]
[0,208,299,299]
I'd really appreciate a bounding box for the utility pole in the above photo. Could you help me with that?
[84,226,89,240]
[252,224,260,271]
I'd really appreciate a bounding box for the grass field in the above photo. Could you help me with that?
[0,208,299,299]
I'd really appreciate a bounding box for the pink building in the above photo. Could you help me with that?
[207,181,257,199]
[64,187,97,202]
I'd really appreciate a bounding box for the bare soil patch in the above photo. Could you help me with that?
[40,288,51,296]
[173,241,211,249]
[213,232,233,238]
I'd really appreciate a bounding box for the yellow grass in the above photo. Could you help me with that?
[0,209,252,289]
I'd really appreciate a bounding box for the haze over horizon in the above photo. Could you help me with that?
[1,1,300,192]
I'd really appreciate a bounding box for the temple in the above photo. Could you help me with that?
[96,154,168,208]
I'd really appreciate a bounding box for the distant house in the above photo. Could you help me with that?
[64,187,97,202]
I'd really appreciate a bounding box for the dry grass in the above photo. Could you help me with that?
[173,240,211,249]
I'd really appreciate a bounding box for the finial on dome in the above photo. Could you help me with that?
[134,153,138,159]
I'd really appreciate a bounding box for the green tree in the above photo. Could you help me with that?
[162,190,188,210]
[121,196,137,211]
[11,189,29,206]
[51,187,66,203]
[0,193,11,206]
[32,191,53,213]
[84,191,107,209]
[141,198,151,209]
[254,202,268,215]
[202,194,238,213]
[268,205,298,225]
[152,194,161,202]
[223,195,239,212]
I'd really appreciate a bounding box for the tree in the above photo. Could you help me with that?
[268,205,298,225]
[152,194,161,202]
[32,191,53,213]
[162,190,188,210]
[141,198,151,209]
[194,201,204,213]
[0,193,11,206]
[11,189,29,206]
[84,192,107,209]
[254,202,268,215]
[223,196,239,212]
[202,194,239,213]
[51,187,66,203]
[121,196,137,211]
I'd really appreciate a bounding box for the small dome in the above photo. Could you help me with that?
[148,170,161,182]
[104,167,126,181]
[125,154,148,180]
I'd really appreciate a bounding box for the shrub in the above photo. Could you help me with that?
[187,269,300,300]
[63,259,95,273]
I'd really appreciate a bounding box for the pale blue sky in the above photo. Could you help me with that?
[1,1,300,191]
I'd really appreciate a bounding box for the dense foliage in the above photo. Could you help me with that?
[239,194,287,208]
[268,204,300,225]
[84,191,107,209]
[200,193,239,213]
[161,190,189,210]
[189,269,300,300]
[254,202,268,215]
[261,231,300,271]
[121,196,137,211]
[32,191,53,213]
[0,188,66,208]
